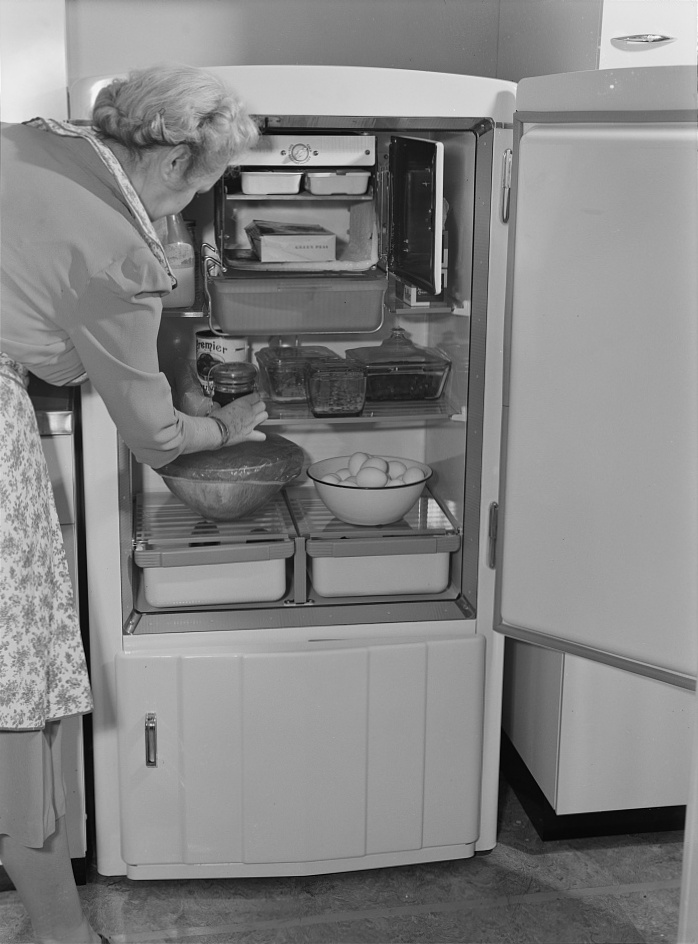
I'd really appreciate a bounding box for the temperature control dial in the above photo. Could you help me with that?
[289,142,312,164]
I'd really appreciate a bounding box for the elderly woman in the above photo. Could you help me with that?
[0,64,263,944]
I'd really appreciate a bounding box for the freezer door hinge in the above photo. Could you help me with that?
[500,149,512,223]
[487,502,498,569]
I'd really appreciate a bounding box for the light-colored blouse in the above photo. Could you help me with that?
[0,121,201,469]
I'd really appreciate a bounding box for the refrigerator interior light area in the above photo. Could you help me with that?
[73,65,515,879]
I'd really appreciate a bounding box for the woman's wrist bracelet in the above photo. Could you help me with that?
[210,414,230,448]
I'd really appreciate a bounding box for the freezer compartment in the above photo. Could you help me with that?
[223,194,378,273]
[133,493,296,608]
[207,269,386,336]
[115,626,485,877]
[287,486,461,599]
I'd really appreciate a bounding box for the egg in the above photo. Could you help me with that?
[320,473,341,484]
[348,452,369,477]
[341,476,359,487]
[387,460,407,480]
[335,467,352,481]
[386,476,404,487]
[362,456,389,473]
[403,466,426,484]
[356,466,389,488]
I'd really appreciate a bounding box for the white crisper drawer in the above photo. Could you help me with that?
[133,493,295,607]
[287,487,460,598]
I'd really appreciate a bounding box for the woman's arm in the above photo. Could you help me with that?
[63,251,266,468]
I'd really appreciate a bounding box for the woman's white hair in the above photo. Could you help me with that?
[92,63,259,178]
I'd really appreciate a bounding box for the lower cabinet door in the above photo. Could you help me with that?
[115,633,485,868]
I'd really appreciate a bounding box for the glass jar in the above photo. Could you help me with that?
[207,361,258,407]
[158,213,196,308]
[306,360,367,417]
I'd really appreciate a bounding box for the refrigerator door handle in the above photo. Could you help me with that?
[487,502,498,569]
[500,150,512,224]
[612,33,676,45]
[145,713,158,768]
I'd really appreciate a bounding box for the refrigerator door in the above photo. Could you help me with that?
[389,136,445,294]
[494,67,698,689]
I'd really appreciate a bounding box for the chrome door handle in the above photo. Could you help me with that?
[612,33,676,45]
[145,713,157,767]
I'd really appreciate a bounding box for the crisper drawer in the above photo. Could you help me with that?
[287,486,461,599]
[133,493,296,608]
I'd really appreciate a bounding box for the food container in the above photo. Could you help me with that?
[155,434,304,521]
[346,327,451,401]
[306,454,432,526]
[245,220,336,263]
[206,361,258,407]
[304,171,371,195]
[240,171,302,194]
[134,493,295,607]
[256,344,341,403]
[305,360,366,417]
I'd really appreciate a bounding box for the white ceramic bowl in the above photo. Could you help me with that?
[307,455,432,526]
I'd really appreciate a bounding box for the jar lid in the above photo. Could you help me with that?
[209,361,258,391]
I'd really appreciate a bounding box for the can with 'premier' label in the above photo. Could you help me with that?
[195,330,248,384]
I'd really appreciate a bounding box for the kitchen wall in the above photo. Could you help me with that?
[65,0,502,85]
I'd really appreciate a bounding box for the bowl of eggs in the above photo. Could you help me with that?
[306,452,432,526]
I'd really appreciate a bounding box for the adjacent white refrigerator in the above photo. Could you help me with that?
[72,64,697,883]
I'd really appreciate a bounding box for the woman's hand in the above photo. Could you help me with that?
[212,392,268,443]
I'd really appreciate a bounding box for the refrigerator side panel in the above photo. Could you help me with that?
[497,119,698,684]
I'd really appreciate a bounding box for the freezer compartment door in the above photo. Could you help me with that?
[390,136,444,295]
[114,633,485,874]
[495,107,698,688]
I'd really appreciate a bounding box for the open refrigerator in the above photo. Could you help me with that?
[70,64,697,880]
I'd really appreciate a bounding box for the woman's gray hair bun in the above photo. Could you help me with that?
[92,63,259,178]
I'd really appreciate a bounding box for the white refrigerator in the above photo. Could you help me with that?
[71,65,697,896]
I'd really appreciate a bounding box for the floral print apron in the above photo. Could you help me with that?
[0,355,93,729]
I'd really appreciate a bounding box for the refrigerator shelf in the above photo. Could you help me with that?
[286,486,459,541]
[263,397,462,424]
[133,492,295,567]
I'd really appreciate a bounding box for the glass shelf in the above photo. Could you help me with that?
[262,397,462,425]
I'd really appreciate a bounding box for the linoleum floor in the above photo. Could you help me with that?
[0,776,684,944]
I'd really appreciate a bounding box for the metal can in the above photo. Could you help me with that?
[195,330,248,384]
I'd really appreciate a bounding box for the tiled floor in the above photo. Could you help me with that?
[0,776,684,944]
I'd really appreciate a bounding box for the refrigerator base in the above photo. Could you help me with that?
[122,843,476,881]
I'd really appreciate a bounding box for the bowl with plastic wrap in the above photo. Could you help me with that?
[156,433,304,521]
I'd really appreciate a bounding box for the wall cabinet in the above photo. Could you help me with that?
[599,1,698,69]
[503,640,694,816]
[497,0,696,81]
